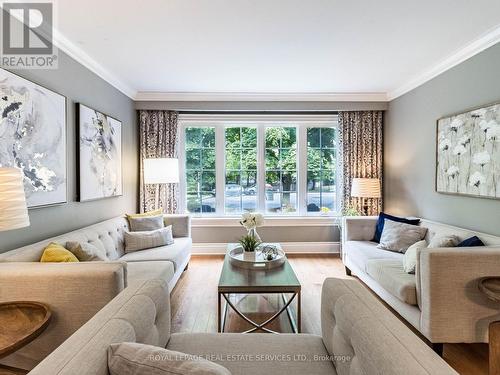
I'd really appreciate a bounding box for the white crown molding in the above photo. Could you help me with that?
[388,25,500,101]
[53,30,137,99]
[134,91,388,102]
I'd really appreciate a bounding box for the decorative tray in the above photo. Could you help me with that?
[228,244,286,270]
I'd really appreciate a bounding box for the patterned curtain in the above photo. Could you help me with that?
[338,111,383,216]
[139,110,179,213]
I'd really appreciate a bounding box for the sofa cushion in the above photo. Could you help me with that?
[108,343,231,375]
[124,226,174,253]
[377,220,428,253]
[167,333,336,375]
[127,261,175,285]
[372,212,421,243]
[120,237,192,272]
[365,259,418,305]
[128,214,165,232]
[345,241,403,273]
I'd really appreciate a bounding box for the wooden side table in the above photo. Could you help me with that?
[478,277,500,375]
[0,302,51,374]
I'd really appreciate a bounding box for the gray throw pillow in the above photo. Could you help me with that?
[124,226,174,253]
[428,234,459,248]
[377,219,428,253]
[129,214,165,232]
[108,342,231,375]
[66,241,109,261]
[403,240,427,274]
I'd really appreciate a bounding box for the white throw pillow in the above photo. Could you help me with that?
[377,220,428,253]
[108,342,231,375]
[124,225,174,253]
[428,234,459,248]
[128,214,165,232]
[403,240,427,274]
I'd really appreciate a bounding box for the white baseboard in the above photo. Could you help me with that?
[192,242,340,255]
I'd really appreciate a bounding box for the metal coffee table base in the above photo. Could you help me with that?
[218,292,301,334]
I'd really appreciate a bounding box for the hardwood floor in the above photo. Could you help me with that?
[170,255,488,374]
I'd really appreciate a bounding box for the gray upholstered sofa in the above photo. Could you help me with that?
[0,214,191,370]
[342,216,500,347]
[28,277,456,375]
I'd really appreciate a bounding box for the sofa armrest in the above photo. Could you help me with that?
[417,247,500,343]
[164,214,191,238]
[343,216,378,242]
[0,261,127,370]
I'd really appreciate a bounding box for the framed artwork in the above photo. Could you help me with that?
[436,101,500,199]
[0,68,67,208]
[77,103,122,201]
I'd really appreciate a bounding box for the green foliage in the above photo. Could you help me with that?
[238,235,261,252]
[343,205,362,216]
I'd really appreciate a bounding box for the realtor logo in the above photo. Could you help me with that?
[1,2,58,69]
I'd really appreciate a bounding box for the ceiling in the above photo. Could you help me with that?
[53,0,500,100]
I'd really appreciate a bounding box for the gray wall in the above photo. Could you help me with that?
[385,42,500,236]
[192,225,338,244]
[0,52,138,252]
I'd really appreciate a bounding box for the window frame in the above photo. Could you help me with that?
[179,114,339,217]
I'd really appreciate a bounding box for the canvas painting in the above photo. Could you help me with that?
[0,68,67,208]
[78,103,122,201]
[436,102,500,198]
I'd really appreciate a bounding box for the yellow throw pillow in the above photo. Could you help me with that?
[126,209,163,220]
[40,242,79,263]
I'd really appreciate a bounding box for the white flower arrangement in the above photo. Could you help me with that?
[469,171,486,188]
[472,151,491,167]
[449,118,464,131]
[452,144,467,156]
[446,166,459,177]
[486,124,500,141]
[240,212,264,230]
[438,139,451,151]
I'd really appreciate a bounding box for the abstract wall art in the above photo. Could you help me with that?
[78,103,122,201]
[0,68,67,208]
[436,102,500,199]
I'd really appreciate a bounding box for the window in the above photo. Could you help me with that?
[225,127,257,213]
[181,116,338,217]
[306,127,337,212]
[265,127,297,214]
[185,127,216,213]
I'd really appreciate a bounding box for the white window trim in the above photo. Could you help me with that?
[179,114,339,218]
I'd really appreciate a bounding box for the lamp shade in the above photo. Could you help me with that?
[143,158,179,184]
[351,178,381,198]
[0,167,30,232]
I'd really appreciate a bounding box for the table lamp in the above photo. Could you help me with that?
[0,167,30,232]
[351,178,381,216]
[143,158,179,209]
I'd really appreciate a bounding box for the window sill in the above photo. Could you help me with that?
[191,215,341,228]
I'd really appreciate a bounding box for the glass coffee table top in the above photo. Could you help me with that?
[218,243,301,292]
[218,243,301,334]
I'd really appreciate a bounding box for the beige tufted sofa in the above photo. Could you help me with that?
[0,214,191,370]
[342,216,500,347]
[28,277,457,375]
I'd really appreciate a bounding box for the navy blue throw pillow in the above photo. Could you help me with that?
[457,236,484,247]
[372,212,421,243]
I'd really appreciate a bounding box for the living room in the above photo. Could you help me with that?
[0,1,499,375]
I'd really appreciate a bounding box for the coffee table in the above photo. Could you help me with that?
[218,243,301,334]
[0,301,51,374]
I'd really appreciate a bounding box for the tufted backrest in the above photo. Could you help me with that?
[0,216,130,262]
[29,278,170,375]
[420,219,500,246]
[321,278,457,375]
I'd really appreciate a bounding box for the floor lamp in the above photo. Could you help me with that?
[0,167,30,232]
[143,158,180,210]
[351,178,381,216]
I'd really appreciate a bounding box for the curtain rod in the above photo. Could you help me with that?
[177,110,339,115]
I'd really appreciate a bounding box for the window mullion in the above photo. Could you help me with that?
[257,124,266,213]
[215,125,225,215]
[297,125,307,216]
